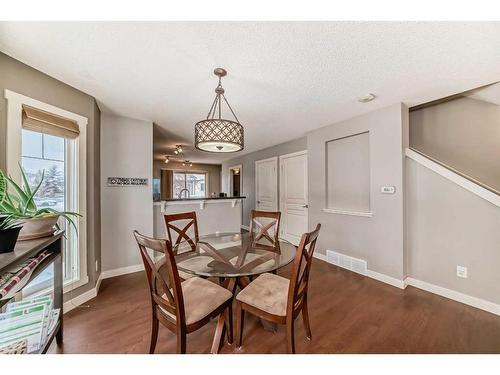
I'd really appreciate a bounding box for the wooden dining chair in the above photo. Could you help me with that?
[164,211,200,280]
[133,230,233,354]
[235,223,321,354]
[249,210,281,248]
[164,211,200,253]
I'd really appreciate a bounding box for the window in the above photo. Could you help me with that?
[152,178,161,201]
[173,172,207,198]
[21,129,79,291]
[4,90,88,296]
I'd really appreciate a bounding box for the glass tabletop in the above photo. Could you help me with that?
[173,232,297,278]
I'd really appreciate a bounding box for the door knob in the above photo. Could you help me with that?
[302,204,308,208]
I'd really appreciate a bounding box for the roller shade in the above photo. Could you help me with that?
[22,104,80,139]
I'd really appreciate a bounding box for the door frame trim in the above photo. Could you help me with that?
[228,164,243,196]
[279,150,308,240]
[255,156,278,211]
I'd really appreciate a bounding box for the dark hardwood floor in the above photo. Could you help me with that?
[54,259,500,354]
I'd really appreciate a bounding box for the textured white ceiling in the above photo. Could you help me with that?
[1,22,499,163]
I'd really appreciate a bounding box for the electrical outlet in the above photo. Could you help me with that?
[457,265,468,278]
[95,260,99,272]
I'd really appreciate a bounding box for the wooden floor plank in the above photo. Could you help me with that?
[52,259,500,354]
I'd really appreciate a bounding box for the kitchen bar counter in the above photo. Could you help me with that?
[153,197,245,237]
[157,196,246,202]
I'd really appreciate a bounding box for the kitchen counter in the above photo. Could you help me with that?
[157,196,246,202]
[153,197,245,236]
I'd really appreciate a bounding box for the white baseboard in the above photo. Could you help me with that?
[101,264,143,279]
[313,252,327,262]
[315,252,499,314]
[314,251,405,289]
[63,265,144,314]
[404,277,500,316]
[366,269,405,289]
[63,275,102,314]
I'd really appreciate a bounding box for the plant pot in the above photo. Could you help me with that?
[0,226,22,253]
[18,215,59,241]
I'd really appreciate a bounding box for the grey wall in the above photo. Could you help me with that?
[153,160,222,196]
[406,158,500,304]
[326,132,371,212]
[0,52,101,300]
[308,104,408,279]
[410,97,500,192]
[101,114,153,272]
[222,137,307,227]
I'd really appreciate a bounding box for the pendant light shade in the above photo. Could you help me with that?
[195,68,244,153]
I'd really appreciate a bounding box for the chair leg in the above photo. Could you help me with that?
[149,316,159,354]
[236,302,245,348]
[176,328,187,354]
[224,303,233,344]
[302,297,312,340]
[286,319,295,354]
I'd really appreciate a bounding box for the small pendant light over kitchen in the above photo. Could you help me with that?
[195,68,244,153]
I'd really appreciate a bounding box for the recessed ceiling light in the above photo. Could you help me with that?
[357,93,376,103]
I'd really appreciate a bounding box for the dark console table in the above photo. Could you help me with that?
[0,231,64,353]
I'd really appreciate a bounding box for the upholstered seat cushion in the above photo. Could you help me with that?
[178,270,195,280]
[160,276,232,325]
[236,273,290,316]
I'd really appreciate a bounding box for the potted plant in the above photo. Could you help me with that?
[0,173,23,253]
[0,215,23,253]
[0,166,81,241]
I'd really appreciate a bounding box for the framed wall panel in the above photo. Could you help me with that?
[326,131,371,213]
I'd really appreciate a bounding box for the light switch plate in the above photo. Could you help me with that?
[381,186,396,194]
[457,265,468,278]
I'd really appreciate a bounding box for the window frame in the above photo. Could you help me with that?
[172,170,208,198]
[4,89,89,293]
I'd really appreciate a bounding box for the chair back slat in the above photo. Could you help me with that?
[287,224,321,315]
[249,210,281,247]
[134,230,185,324]
[164,211,199,253]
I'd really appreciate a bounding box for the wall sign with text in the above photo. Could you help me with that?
[107,177,149,187]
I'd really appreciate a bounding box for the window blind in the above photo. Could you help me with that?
[22,104,80,139]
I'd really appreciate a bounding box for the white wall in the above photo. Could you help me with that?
[101,114,153,272]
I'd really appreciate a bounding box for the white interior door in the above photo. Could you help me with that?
[280,151,308,245]
[255,157,278,212]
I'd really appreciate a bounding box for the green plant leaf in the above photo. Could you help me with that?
[5,175,30,204]
[21,170,44,215]
[0,199,19,214]
[39,208,80,235]
[19,162,33,198]
[0,169,7,206]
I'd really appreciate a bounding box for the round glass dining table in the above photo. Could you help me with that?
[173,231,297,352]
[173,231,296,279]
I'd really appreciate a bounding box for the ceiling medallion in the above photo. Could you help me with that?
[195,68,244,153]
